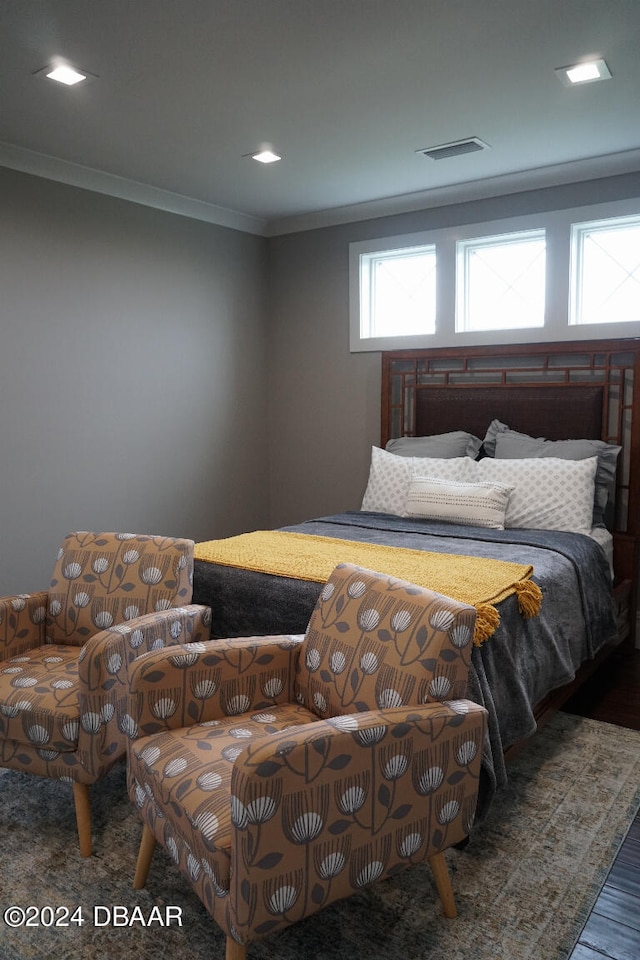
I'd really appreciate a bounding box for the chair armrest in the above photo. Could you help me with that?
[125,634,304,736]
[75,604,211,777]
[0,592,48,661]
[227,700,488,941]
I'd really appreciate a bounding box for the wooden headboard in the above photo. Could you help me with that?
[381,338,640,594]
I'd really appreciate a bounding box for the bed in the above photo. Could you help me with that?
[193,338,640,815]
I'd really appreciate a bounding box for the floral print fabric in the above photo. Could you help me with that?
[0,591,48,660]
[129,701,316,901]
[0,644,80,750]
[0,532,210,785]
[46,532,194,646]
[297,563,477,716]
[126,563,488,949]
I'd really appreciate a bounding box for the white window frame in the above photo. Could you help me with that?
[349,197,640,352]
[349,231,445,352]
[456,229,546,333]
[570,214,640,326]
[359,242,437,341]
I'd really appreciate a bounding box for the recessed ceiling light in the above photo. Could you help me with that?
[46,64,87,85]
[251,150,282,164]
[555,58,611,86]
[33,61,94,86]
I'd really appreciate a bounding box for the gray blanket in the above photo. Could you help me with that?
[193,511,618,817]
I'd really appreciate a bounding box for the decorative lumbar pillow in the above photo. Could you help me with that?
[386,431,482,460]
[361,446,480,516]
[482,419,621,527]
[405,476,514,528]
[477,455,598,533]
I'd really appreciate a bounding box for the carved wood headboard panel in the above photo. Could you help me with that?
[381,339,640,539]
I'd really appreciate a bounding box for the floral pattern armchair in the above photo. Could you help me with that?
[0,531,211,856]
[126,562,488,959]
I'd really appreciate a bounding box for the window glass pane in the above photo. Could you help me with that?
[457,230,545,331]
[571,217,640,325]
[361,246,436,338]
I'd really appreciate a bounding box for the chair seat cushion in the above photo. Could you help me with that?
[0,645,80,752]
[129,702,318,896]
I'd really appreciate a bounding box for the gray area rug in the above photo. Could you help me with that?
[1,712,639,960]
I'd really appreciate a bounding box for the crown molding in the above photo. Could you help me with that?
[265,148,640,236]
[2,140,639,240]
[0,141,268,236]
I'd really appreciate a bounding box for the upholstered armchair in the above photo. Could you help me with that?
[0,531,211,856]
[126,562,488,959]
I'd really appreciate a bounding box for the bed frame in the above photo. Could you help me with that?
[381,337,640,749]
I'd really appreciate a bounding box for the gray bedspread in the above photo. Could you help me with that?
[193,511,618,817]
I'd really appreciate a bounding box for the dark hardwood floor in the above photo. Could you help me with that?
[563,646,640,960]
[564,646,640,732]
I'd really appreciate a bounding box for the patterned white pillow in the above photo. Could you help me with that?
[477,456,598,533]
[405,476,514,528]
[361,446,480,516]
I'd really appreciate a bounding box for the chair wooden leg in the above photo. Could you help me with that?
[133,824,157,889]
[428,851,457,918]
[73,782,92,858]
[225,937,247,960]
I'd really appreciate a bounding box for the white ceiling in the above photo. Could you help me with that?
[1,0,639,236]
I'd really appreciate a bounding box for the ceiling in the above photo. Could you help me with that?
[1,0,639,236]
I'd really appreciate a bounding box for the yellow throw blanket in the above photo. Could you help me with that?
[195,530,542,645]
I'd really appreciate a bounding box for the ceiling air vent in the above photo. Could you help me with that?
[417,137,490,160]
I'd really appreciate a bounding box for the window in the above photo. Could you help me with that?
[456,230,546,332]
[570,215,640,325]
[349,198,640,352]
[360,244,436,338]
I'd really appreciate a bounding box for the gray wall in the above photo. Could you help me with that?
[3,165,640,594]
[266,171,640,528]
[0,168,269,593]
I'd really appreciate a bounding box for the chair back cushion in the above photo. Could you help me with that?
[46,532,194,646]
[295,563,476,718]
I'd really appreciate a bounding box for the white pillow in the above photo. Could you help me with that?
[361,446,480,516]
[477,456,598,533]
[405,476,514,529]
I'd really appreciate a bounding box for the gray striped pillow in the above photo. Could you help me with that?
[405,476,514,529]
